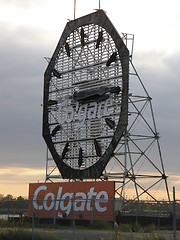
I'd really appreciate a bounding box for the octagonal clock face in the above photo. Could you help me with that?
[43,10,129,179]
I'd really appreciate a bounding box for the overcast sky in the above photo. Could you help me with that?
[0,0,180,198]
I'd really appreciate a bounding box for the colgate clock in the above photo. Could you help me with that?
[43,10,129,179]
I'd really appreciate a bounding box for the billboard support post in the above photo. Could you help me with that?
[173,186,176,240]
[53,198,56,226]
[71,197,76,240]
[90,198,94,225]
[31,199,34,240]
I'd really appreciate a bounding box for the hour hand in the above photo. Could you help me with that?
[72,85,120,102]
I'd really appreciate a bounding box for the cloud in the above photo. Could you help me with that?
[0,19,48,168]
[132,49,180,174]
[0,167,45,197]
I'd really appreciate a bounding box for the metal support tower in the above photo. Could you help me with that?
[104,33,170,203]
[45,33,170,203]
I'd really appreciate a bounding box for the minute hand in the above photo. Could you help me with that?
[72,85,120,102]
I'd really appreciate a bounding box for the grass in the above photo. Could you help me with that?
[115,232,168,240]
[0,229,59,240]
[118,223,157,233]
[0,219,173,240]
[89,220,113,230]
[0,228,169,240]
[116,223,170,240]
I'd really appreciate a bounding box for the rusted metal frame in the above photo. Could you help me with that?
[112,154,126,172]
[127,137,158,174]
[129,95,149,103]
[122,135,157,174]
[128,98,149,128]
[117,176,162,204]
[113,145,125,155]
[128,96,155,134]
[46,149,60,181]
[120,132,128,197]
[45,147,49,181]
[130,59,150,97]
[129,134,155,141]
[121,33,134,58]
[126,138,140,203]
[127,135,163,175]
[149,99,170,203]
[131,178,163,203]
[149,100,169,181]
[115,178,132,194]
[47,165,58,177]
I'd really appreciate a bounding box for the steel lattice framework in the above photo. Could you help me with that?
[44,17,170,203]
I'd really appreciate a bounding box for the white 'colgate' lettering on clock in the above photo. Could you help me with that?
[58,97,113,128]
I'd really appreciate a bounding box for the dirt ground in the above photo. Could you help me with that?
[42,229,180,240]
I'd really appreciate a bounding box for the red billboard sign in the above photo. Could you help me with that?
[28,181,115,221]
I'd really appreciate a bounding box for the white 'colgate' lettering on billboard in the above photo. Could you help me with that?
[28,181,115,221]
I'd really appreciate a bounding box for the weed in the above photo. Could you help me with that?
[0,229,59,240]
[89,220,113,230]
[119,223,132,232]
[142,231,167,240]
[143,224,156,233]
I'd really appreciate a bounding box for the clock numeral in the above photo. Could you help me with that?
[48,100,57,106]
[105,117,115,129]
[96,31,103,49]
[65,42,70,57]
[53,69,61,78]
[51,124,61,137]
[94,139,101,157]
[80,27,85,47]
[62,141,69,159]
[78,147,83,167]
[106,52,117,66]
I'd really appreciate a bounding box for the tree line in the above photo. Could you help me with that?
[0,194,26,201]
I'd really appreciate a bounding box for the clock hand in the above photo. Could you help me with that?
[98,85,121,95]
[105,117,115,129]
[72,85,120,102]
[51,124,61,137]
[62,141,69,159]
[65,42,70,57]
[96,31,103,49]
[94,139,101,157]
[52,68,61,78]
[80,28,85,47]
[106,52,117,66]
[78,147,83,167]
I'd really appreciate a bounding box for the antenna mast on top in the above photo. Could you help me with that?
[74,0,76,19]
[74,0,101,19]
